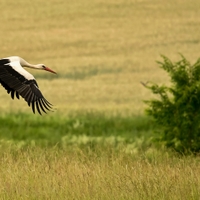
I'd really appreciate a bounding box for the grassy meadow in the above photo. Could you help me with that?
[0,0,200,199]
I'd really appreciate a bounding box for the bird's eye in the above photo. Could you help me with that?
[42,65,45,68]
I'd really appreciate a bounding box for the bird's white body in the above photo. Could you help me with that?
[5,57,35,80]
[0,56,56,114]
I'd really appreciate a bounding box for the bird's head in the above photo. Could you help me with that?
[39,64,57,74]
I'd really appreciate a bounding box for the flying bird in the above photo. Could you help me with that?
[0,56,57,115]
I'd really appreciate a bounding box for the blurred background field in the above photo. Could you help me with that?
[0,0,200,199]
[0,0,200,114]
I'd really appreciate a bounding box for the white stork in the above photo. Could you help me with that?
[0,56,57,115]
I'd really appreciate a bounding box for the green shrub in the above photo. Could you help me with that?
[142,55,200,153]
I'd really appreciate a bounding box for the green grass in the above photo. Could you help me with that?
[0,112,155,149]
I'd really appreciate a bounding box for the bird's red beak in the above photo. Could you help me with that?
[45,67,57,74]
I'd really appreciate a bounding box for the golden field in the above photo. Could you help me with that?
[0,0,200,114]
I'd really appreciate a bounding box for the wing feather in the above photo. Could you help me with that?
[38,99,47,114]
[41,99,51,111]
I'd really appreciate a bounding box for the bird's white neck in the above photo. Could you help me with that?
[6,56,56,74]
[19,57,43,70]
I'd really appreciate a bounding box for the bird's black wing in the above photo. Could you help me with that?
[0,59,53,115]
[0,79,20,99]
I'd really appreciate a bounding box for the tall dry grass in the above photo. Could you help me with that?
[0,146,199,200]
